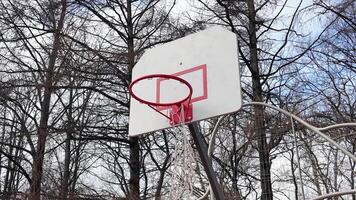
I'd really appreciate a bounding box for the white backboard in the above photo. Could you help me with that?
[129,26,241,137]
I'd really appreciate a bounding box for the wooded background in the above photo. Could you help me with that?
[0,0,355,199]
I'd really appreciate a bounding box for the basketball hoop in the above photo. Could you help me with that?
[129,74,193,125]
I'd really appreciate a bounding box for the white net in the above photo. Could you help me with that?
[167,105,196,200]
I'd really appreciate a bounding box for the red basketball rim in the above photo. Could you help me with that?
[129,74,193,107]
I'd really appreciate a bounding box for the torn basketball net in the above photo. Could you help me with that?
[167,109,196,200]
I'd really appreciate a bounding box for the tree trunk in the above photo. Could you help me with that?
[0,107,5,192]
[60,133,71,199]
[60,83,73,199]
[127,1,140,199]
[246,0,273,199]
[60,78,74,199]
[129,137,140,199]
[70,139,82,196]
[3,123,14,195]
[29,1,67,199]
[351,139,355,200]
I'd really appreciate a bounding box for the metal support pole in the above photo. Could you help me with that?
[243,102,356,162]
[291,117,306,200]
[188,123,225,200]
[312,189,356,200]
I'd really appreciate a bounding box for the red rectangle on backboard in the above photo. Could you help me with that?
[156,64,208,111]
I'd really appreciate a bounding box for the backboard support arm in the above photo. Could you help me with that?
[188,123,225,200]
[243,102,356,162]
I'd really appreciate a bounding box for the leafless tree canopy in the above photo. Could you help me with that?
[0,0,354,199]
